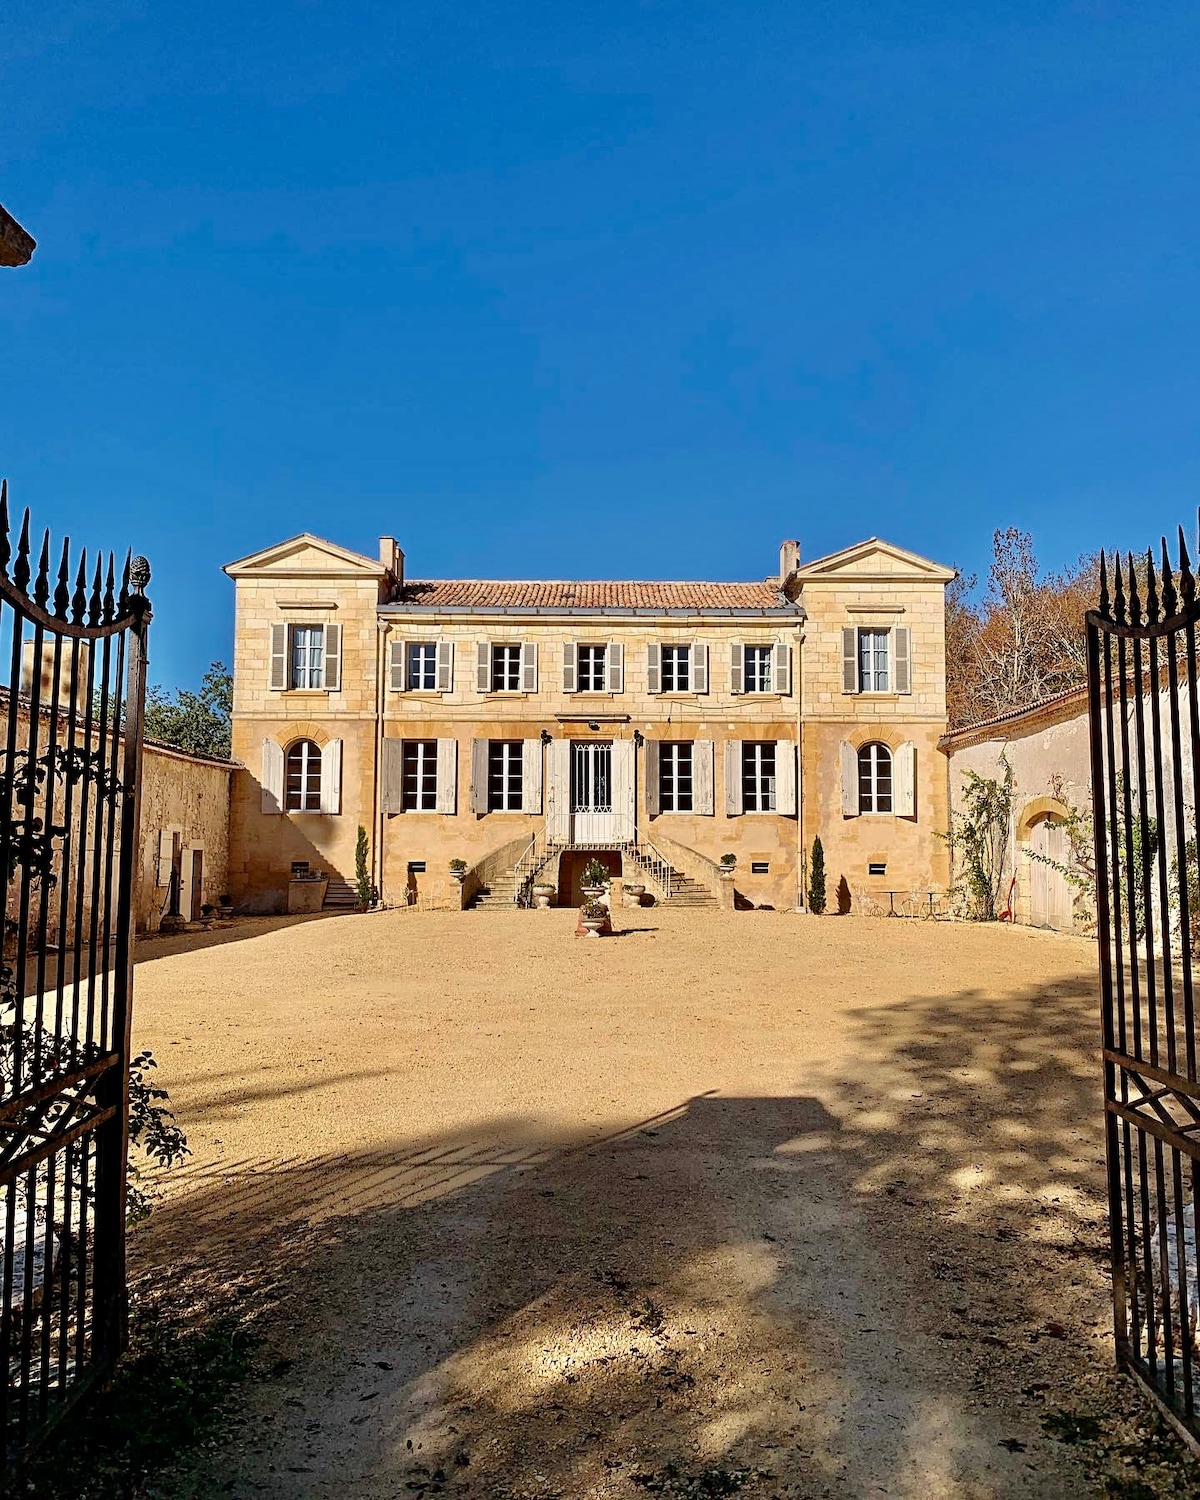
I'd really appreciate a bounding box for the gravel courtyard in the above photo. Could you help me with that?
[127,908,1192,1498]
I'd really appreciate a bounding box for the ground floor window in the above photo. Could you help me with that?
[403,739,438,811]
[858,742,892,813]
[742,742,776,812]
[285,739,322,811]
[488,741,524,811]
[659,741,693,811]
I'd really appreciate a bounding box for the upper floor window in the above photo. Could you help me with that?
[409,642,437,690]
[744,645,773,694]
[270,622,342,694]
[492,644,522,692]
[403,739,439,811]
[660,742,693,812]
[842,626,910,695]
[661,646,690,693]
[858,742,892,813]
[742,741,776,813]
[858,630,889,693]
[577,644,607,692]
[285,739,322,812]
[488,741,524,811]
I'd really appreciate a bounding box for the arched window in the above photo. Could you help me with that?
[285,739,322,812]
[858,742,892,814]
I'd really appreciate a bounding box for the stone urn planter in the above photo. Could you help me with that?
[449,861,468,886]
[622,882,646,909]
[718,860,737,882]
[533,883,555,910]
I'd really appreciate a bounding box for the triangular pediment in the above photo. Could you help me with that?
[223,533,385,579]
[796,537,956,583]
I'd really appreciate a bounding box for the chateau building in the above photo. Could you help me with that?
[224,533,955,913]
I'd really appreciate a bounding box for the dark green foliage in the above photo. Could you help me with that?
[144,661,232,760]
[942,759,1013,920]
[354,824,377,910]
[808,835,826,914]
[16,1285,256,1498]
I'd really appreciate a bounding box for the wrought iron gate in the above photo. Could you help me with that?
[1088,521,1200,1446]
[0,483,150,1466]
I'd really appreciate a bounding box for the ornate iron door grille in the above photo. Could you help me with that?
[0,484,149,1467]
[1088,521,1200,1447]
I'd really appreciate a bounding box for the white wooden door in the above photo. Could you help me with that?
[1029,818,1072,930]
[571,741,614,844]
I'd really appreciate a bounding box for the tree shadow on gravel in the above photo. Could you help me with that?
[57,972,1200,1500]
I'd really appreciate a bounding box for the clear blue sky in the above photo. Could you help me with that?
[4,2,1199,690]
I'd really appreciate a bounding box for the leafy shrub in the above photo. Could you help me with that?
[582,859,610,886]
[581,899,608,920]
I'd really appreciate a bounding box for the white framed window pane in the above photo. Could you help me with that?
[578,645,607,692]
[290,626,324,690]
[408,642,436,690]
[741,741,776,812]
[744,645,772,693]
[660,741,694,812]
[491,644,521,691]
[285,739,322,811]
[661,646,690,693]
[859,630,890,692]
[403,739,438,810]
[488,740,524,811]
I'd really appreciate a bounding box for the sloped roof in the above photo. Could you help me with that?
[388,579,795,611]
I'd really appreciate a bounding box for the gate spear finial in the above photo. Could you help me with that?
[1145,547,1160,625]
[1099,550,1110,617]
[1127,552,1142,627]
[1179,526,1196,607]
[1161,538,1178,618]
[1113,552,1128,625]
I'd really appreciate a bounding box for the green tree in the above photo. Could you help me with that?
[808,835,827,914]
[354,825,377,911]
[144,661,232,759]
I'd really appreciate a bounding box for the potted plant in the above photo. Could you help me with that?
[718,854,737,880]
[449,858,468,884]
[532,881,556,911]
[216,893,234,918]
[199,902,215,927]
[622,880,645,908]
[581,858,609,897]
[580,898,607,936]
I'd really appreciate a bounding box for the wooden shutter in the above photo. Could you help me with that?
[261,738,283,814]
[729,642,744,694]
[773,640,791,695]
[691,642,709,693]
[436,640,455,693]
[476,641,491,692]
[470,739,489,814]
[389,639,406,692]
[436,739,457,814]
[842,628,858,694]
[606,642,624,693]
[546,740,571,843]
[645,739,660,816]
[323,623,342,692]
[840,741,859,816]
[269,624,288,691]
[647,643,662,694]
[520,641,538,693]
[725,740,743,815]
[775,740,797,815]
[382,737,404,814]
[895,741,916,817]
[320,738,342,814]
[894,627,911,694]
[612,739,636,837]
[155,828,173,885]
[523,739,543,813]
[694,740,715,815]
[563,642,578,693]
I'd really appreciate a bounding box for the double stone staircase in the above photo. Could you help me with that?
[469,845,718,910]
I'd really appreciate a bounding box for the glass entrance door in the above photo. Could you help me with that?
[571,741,614,843]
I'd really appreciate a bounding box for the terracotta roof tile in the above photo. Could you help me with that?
[390,579,791,611]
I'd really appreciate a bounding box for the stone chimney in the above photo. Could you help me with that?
[779,539,800,582]
[379,536,404,588]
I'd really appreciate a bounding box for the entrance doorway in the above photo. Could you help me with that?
[1028,817,1071,929]
[571,740,614,843]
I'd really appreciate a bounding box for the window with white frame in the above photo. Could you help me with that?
[742,742,776,812]
[285,739,322,812]
[659,742,693,812]
[577,645,608,692]
[402,740,439,811]
[744,645,773,693]
[488,741,524,811]
[858,629,890,692]
[491,644,522,692]
[408,642,437,690]
[661,645,690,692]
[858,742,893,813]
[290,626,325,690]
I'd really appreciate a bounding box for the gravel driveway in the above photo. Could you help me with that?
[127,908,1192,1498]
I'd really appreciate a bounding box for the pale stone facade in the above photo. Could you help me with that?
[138,741,235,932]
[225,534,955,914]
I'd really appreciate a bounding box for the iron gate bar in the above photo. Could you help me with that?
[1088,520,1200,1449]
[0,481,149,1473]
